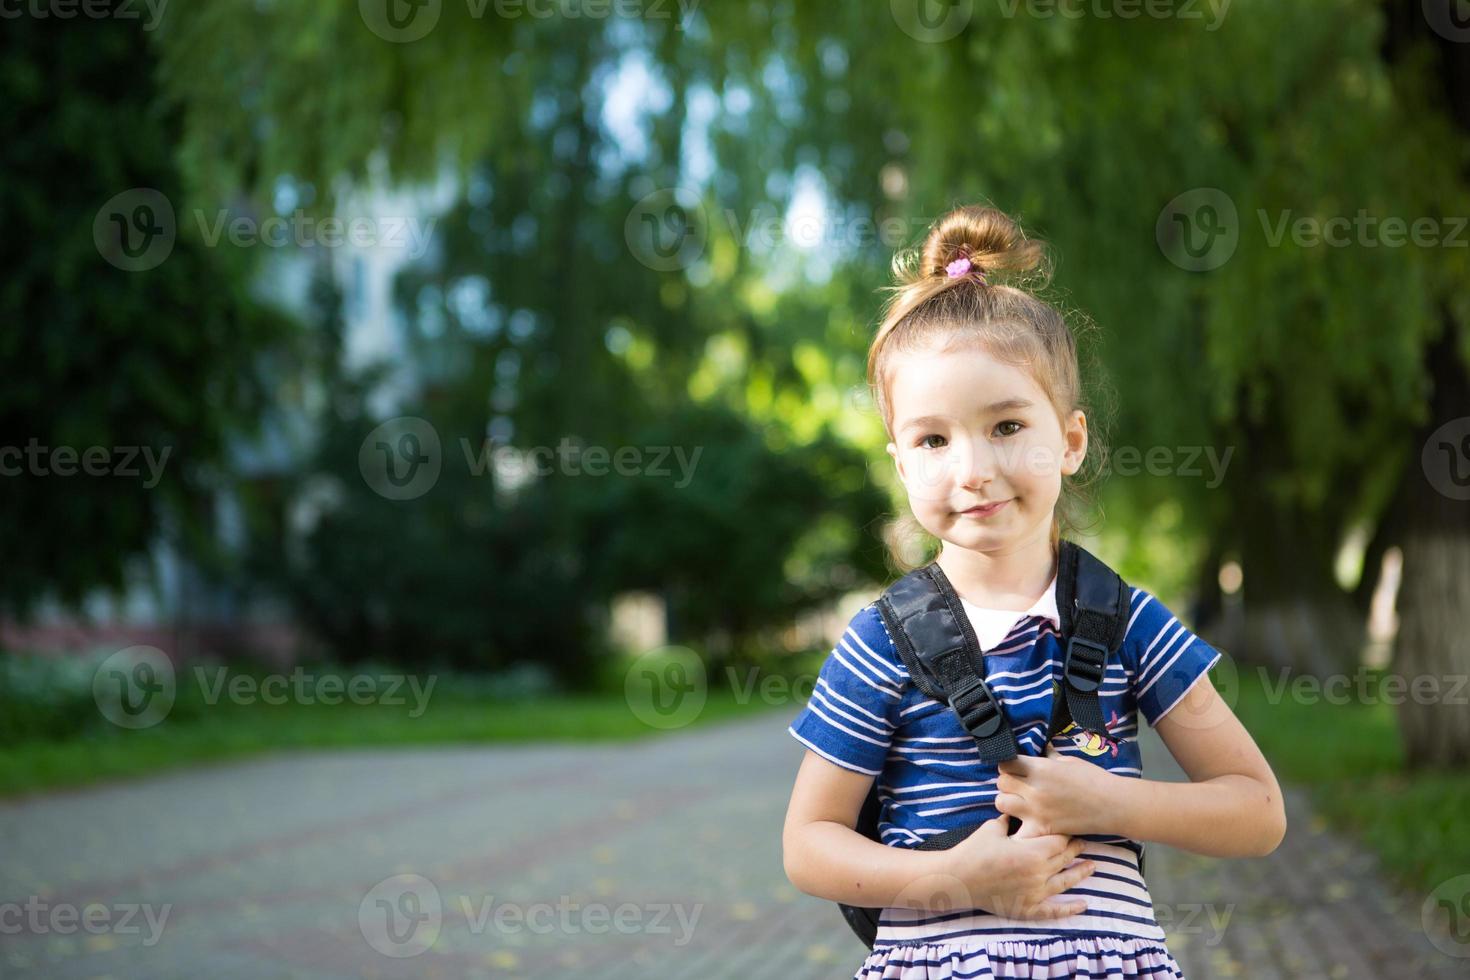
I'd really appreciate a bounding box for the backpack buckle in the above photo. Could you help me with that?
[949,675,1006,738]
[1064,636,1107,692]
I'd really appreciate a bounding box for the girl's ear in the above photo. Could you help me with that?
[886,441,906,484]
[1062,411,1088,477]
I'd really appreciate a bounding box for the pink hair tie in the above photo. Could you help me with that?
[945,256,984,281]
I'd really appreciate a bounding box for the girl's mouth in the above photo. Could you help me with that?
[960,499,1010,518]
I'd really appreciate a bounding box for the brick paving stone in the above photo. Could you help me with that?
[0,710,1464,978]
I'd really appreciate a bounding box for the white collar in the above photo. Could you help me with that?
[957,574,1061,628]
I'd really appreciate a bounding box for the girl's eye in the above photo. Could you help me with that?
[995,420,1024,437]
[917,434,947,450]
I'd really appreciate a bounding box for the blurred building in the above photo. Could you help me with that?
[1,178,453,666]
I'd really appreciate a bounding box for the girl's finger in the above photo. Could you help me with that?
[994,792,1024,816]
[1046,860,1096,896]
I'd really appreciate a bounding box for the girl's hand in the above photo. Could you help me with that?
[994,745,1121,837]
[943,815,1096,920]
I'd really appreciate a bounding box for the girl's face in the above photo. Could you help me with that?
[884,340,1087,555]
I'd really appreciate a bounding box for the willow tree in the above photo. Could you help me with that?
[150,1,1470,755]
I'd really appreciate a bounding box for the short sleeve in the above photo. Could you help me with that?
[787,604,908,776]
[1126,588,1222,727]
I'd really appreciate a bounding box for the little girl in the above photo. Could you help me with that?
[782,205,1286,979]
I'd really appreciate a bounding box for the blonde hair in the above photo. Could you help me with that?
[866,203,1111,573]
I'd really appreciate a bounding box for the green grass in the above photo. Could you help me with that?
[1230,665,1470,896]
[0,656,796,798]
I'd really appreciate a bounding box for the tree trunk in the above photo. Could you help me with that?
[1230,410,1363,678]
[1392,316,1470,769]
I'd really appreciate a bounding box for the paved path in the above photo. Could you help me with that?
[0,712,1462,978]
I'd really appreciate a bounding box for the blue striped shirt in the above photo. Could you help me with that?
[787,581,1221,944]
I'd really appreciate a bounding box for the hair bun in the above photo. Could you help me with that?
[918,205,1049,284]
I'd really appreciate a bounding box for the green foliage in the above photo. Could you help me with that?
[1234,666,1470,894]
[0,662,786,797]
[25,1,1460,675]
[565,401,891,649]
[246,394,603,685]
[1,12,296,615]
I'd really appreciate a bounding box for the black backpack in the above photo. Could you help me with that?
[838,539,1142,949]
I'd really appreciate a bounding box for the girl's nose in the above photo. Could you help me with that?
[955,438,999,489]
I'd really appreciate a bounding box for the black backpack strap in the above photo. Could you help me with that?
[1053,540,1131,737]
[874,564,1020,764]
[839,542,1139,949]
